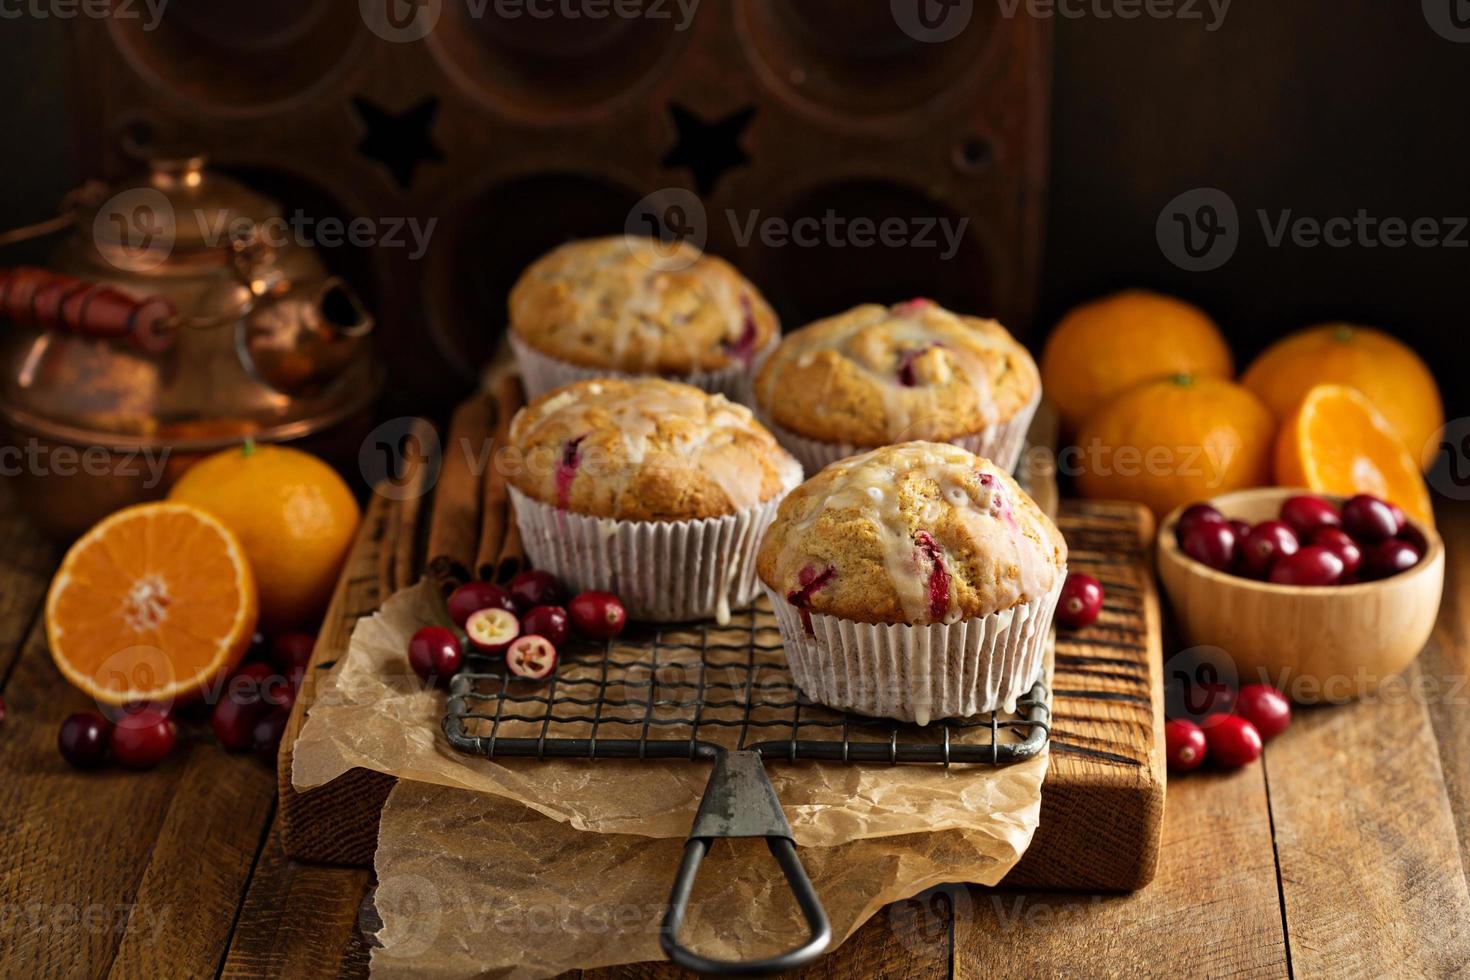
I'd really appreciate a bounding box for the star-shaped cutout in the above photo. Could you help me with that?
[661,103,756,196]
[351,96,445,190]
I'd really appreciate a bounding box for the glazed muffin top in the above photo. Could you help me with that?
[509,236,780,375]
[757,442,1065,625]
[753,300,1039,446]
[507,378,802,522]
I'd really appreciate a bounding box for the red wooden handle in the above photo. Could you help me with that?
[0,267,176,354]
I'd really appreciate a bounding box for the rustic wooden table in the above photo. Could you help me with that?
[2,488,1468,978]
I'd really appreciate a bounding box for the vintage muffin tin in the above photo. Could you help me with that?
[64,3,1050,412]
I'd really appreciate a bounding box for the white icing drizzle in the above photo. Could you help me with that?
[774,442,1059,622]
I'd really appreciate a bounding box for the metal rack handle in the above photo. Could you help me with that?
[660,750,831,975]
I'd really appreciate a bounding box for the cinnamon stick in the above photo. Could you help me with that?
[392,416,435,590]
[491,375,528,584]
[426,394,493,591]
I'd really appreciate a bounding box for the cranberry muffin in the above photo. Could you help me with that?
[508,236,779,402]
[757,441,1066,723]
[507,378,801,622]
[752,299,1040,473]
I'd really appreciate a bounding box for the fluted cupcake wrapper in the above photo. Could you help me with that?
[509,332,774,407]
[763,574,1063,725]
[509,481,797,624]
[756,387,1041,477]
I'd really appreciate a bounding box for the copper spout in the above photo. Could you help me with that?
[243,276,373,393]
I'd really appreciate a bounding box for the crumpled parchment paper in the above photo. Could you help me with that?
[293,581,1048,977]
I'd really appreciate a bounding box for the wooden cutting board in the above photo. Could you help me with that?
[278,493,1164,890]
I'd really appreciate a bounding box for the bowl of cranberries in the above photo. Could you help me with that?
[1157,488,1443,700]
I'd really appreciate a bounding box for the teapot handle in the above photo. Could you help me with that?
[0,267,177,354]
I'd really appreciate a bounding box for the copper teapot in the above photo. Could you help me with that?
[0,156,383,537]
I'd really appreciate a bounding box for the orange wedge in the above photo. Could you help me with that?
[46,502,258,706]
[1275,384,1434,527]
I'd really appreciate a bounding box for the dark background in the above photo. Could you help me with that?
[0,1,1463,415]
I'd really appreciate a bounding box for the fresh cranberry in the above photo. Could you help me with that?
[270,632,316,673]
[1362,539,1422,581]
[521,605,569,647]
[1387,502,1408,535]
[1240,521,1299,578]
[1279,495,1340,537]
[447,582,517,627]
[1341,494,1399,544]
[58,712,112,769]
[1398,522,1429,556]
[568,591,627,640]
[111,709,177,770]
[1201,714,1263,768]
[1268,546,1345,586]
[506,635,558,680]
[1181,521,1237,572]
[1311,528,1362,577]
[1235,684,1292,741]
[1165,719,1208,773]
[465,608,520,654]
[252,709,291,762]
[1176,503,1226,543]
[1056,573,1104,629]
[1229,519,1252,543]
[785,566,837,636]
[408,626,464,683]
[212,666,276,752]
[509,570,567,613]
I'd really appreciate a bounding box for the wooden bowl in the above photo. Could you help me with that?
[1156,487,1444,701]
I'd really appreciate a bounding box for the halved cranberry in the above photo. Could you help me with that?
[58,712,112,769]
[521,605,569,646]
[466,607,521,654]
[447,582,517,627]
[1235,684,1291,741]
[555,435,588,509]
[408,626,464,683]
[1362,539,1421,581]
[913,532,951,621]
[1165,719,1207,772]
[1240,521,1299,578]
[111,709,177,770]
[1201,714,1262,768]
[506,635,558,680]
[509,570,567,612]
[1057,573,1104,629]
[1268,546,1345,586]
[1175,503,1226,544]
[1181,521,1237,572]
[1311,528,1362,577]
[1279,495,1340,537]
[1341,494,1400,544]
[569,591,627,640]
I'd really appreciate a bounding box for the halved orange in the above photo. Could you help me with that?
[46,502,259,706]
[1275,384,1434,527]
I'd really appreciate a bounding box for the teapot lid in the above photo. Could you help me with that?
[77,155,282,262]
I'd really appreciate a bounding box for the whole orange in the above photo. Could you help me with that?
[169,442,360,632]
[1074,374,1275,518]
[1041,290,1234,435]
[1242,324,1444,470]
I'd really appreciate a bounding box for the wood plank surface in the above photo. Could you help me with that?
[219,822,374,979]
[1422,502,1470,877]
[955,764,1288,978]
[1264,659,1470,975]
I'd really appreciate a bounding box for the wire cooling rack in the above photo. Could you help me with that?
[443,596,1051,767]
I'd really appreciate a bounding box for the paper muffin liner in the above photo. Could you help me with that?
[757,386,1041,476]
[509,478,798,624]
[763,574,1063,725]
[510,331,774,406]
